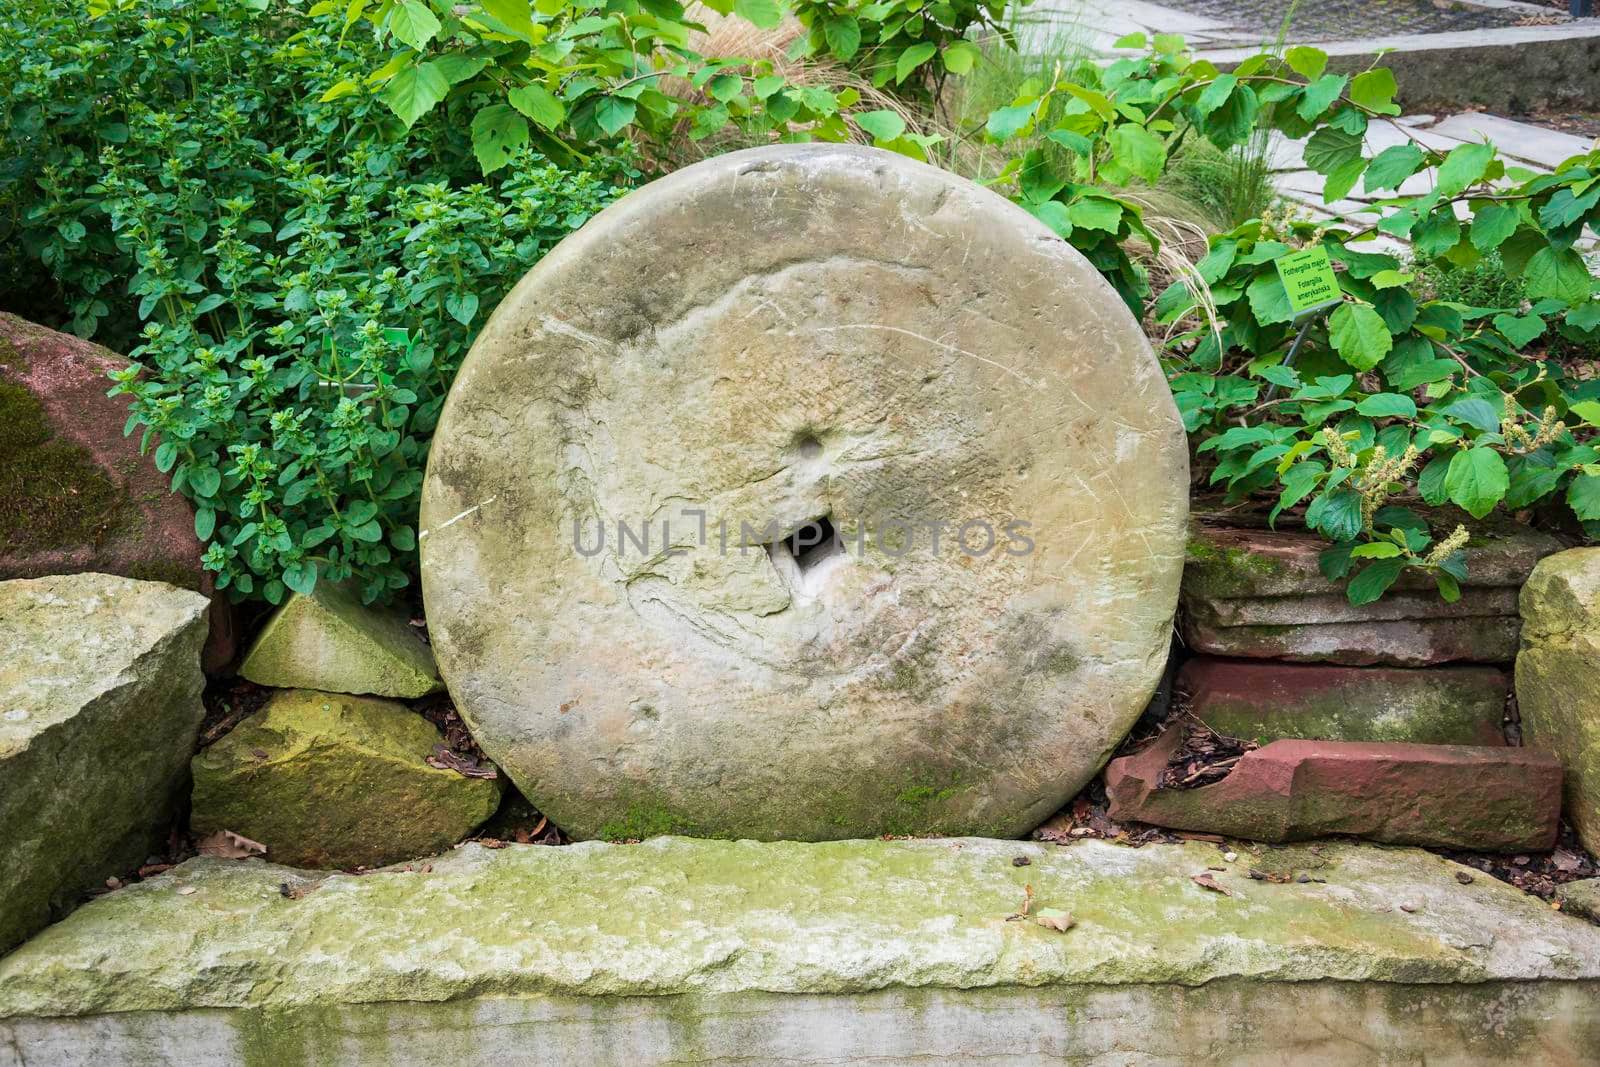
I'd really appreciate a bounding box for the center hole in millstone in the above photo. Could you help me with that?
[768,515,843,579]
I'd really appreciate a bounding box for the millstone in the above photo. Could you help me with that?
[420,144,1187,840]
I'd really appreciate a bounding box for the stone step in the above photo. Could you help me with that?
[1181,519,1563,666]
[1178,657,1508,746]
[3,836,1600,1064]
[1106,729,1561,850]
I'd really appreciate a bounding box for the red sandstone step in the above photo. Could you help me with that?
[1105,729,1561,852]
[1178,657,1508,747]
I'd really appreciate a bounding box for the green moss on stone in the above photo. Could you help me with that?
[0,372,130,556]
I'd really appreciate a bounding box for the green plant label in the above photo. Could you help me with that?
[1275,246,1341,314]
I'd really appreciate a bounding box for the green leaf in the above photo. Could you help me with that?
[1412,208,1462,259]
[1363,144,1425,193]
[1349,68,1400,115]
[1027,199,1073,238]
[1445,446,1509,519]
[1492,312,1546,348]
[1435,141,1494,197]
[1308,488,1363,541]
[1571,400,1600,427]
[1470,203,1520,252]
[895,42,937,84]
[1523,245,1594,306]
[985,102,1037,141]
[283,560,319,597]
[390,0,442,50]
[195,507,216,542]
[942,40,979,75]
[734,0,783,28]
[477,0,538,41]
[382,62,450,127]
[1351,541,1404,559]
[708,73,742,102]
[1355,392,1417,418]
[1347,557,1407,605]
[1435,572,1462,603]
[1440,396,1501,433]
[445,290,480,325]
[855,109,905,142]
[1418,454,1451,504]
[1570,473,1600,521]
[594,95,638,136]
[509,83,566,129]
[1108,123,1166,183]
[432,54,488,85]
[1195,74,1236,118]
[470,104,530,173]
[1068,197,1122,233]
[824,16,860,60]
[1328,303,1392,371]
[1295,73,1346,121]
[1246,272,1295,326]
[188,466,222,498]
[1286,45,1328,81]
[1303,126,1363,177]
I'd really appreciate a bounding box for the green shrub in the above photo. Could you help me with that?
[2,0,630,604]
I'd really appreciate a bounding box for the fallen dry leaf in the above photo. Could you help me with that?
[426,743,499,779]
[196,829,267,860]
[1035,908,1074,933]
[1191,873,1233,897]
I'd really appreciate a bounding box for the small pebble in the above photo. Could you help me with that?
[1223,851,1238,863]
[3,709,28,722]
[1012,856,1031,867]
[1399,901,1419,913]
[176,886,198,896]
[1455,871,1475,885]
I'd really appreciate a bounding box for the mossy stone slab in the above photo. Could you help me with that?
[238,583,442,698]
[3,837,1600,1064]
[0,574,209,953]
[190,690,501,869]
[1518,547,1600,856]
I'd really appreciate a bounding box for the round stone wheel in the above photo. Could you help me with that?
[420,144,1188,841]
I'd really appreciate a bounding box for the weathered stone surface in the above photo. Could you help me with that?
[1558,878,1600,924]
[1517,547,1600,857]
[238,582,442,698]
[1106,729,1561,851]
[419,144,1189,841]
[190,690,501,869]
[0,574,209,953]
[1179,656,1507,746]
[4,838,1600,1064]
[0,315,235,669]
[1181,519,1560,665]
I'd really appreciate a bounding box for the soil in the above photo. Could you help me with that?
[1512,108,1600,141]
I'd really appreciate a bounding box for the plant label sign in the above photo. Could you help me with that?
[1275,246,1341,314]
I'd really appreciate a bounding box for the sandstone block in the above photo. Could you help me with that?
[1105,729,1560,851]
[1517,547,1600,856]
[238,582,442,698]
[1181,520,1559,666]
[1179,657,1507,746]
[190,689,501,869]
[0,574,209,952]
